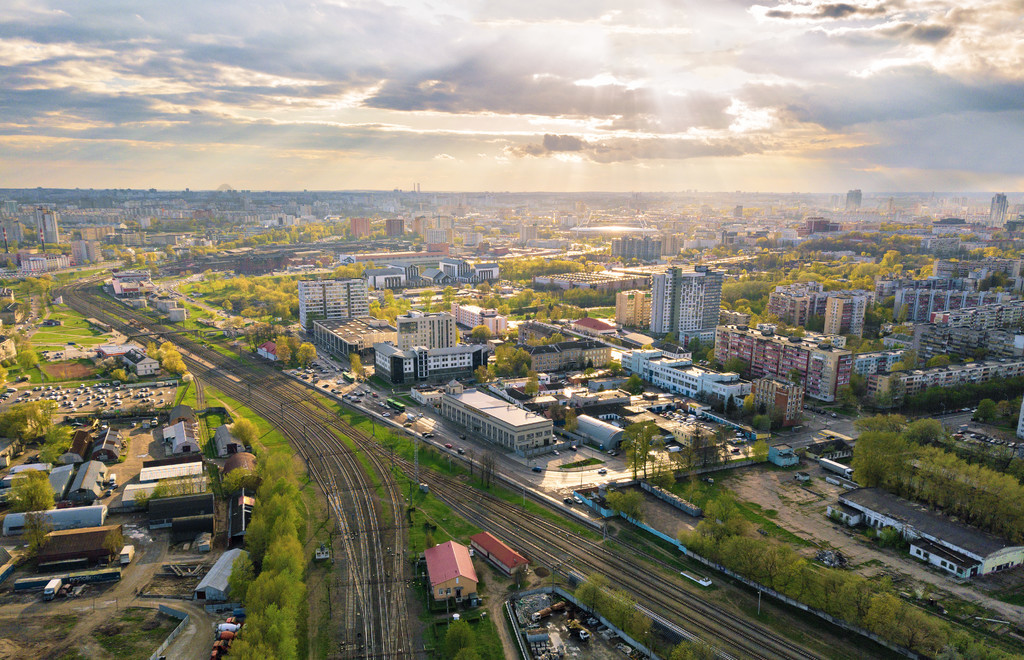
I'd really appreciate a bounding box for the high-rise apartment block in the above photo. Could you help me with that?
[71,240,100,264]
[991,193,1009,226]
[350,217,371,238]
[33,207,61,244]
[519,223,538,243]
[611,235,661,261]
[298,279,370,329]
[396,311,457,350]
[385,217,405,237]
[615,290,651,328]
[845,189,862,210]
[650,266,723,344]
[824,295,869,337]
[714,324,852,402]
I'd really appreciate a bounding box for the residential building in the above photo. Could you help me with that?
[845,189,862,210]
[33,207,61,243]
[469,532,528,576]
[829,488,1024,578]
[396,311,456,350]
[752,377,804,426]
[373,342,490,384]
[650,266,724,344]
[424,540,478,603]
[0,304,22,325]
[719,309,751,326]
[990,193,1009,226]
[933,258,1022,280]
[522,340,611,373]
[621,349,750,404]
[929,300,1024,329]
[615,290,651,328]
[71,240,99,264]
[312,317,397,358]
[824,295,869,337]
[363,266,406,289]
[913,324,1022,362]
[450,302,507,334]
[611,235,662,261]
[123,349,159,376]
[349,217,371,238]
[852,350,905,376]
[298,278,370,329]
[385,217,405,237]
[440,382,554,455]
[895,287,1014,323]
[518,223,538,244]
[868,359,1024,400]
[0,336,16,362]
[714,324,853,402]
[425,227,453,244]
[1017,397,1024,440]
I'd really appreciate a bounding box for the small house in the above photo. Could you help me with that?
[424,540,478,603]
[768,444,799,467]
[257,341,278,361]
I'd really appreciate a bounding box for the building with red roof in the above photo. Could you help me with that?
[469,532,528,576]
[257,341,278,361]
[424,540,478,602]
[571,316,618,336]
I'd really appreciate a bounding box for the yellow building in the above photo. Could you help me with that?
[615,290,651,328]
[424,540,478,603]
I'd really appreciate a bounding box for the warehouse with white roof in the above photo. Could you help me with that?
[439,382,553,456]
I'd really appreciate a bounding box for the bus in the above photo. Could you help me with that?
[342,372,355,383]
[386,398,406,413]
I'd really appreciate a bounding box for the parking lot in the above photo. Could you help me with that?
[3,382,176,417]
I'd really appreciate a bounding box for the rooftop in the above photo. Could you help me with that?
[424,540,478,587]
[445,389,550,428]
[470,532,528,570]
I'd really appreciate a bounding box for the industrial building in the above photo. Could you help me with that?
[424,540,478,603]
[214,425,244,457]
[469,532,528,576]
[573,415,625,450]
[68,460,107,503]
[149,493,215,530]
[440,382,554,456]
[3,505,107,536]
[829,488,1024,579]
[194,548,248,601]
[36,524,123,570]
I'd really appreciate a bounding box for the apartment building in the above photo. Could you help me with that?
[384,217,405,237]
[869,359,1024,399]
[450,302,507,334]
[349,217,371,238]
[912,325,1022,362]
[396,311,457,350]
[929,300,1024,329]
[895,288,1014,323]
[933,258,1022,280]
[714,324,852,402]
[611,235,661,261]
[751,377,804,426]
[298,278,370,329]
[852,350,905,376]
[650,266,723,344]
[615,290,651,328]
[767,282,872,332]
[824,295,869,337]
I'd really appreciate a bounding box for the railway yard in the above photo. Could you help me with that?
[42,276,899,660]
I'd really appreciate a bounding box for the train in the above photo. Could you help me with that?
[818,457,854,479]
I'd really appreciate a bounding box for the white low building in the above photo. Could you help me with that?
[622,349,750,403]
[440,382,553,456]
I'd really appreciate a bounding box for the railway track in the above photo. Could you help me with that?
[60,280,412,660]
[63,278,844,660]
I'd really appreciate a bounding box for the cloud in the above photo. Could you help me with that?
[760,2,889,20]
[507,133,764,163]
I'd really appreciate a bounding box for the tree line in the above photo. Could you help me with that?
[852,416,1024,543]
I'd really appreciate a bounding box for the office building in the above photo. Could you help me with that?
[350,217,371,238]
[298,278,370,329]
[650,266,723,344]
[714,324,852,402]
[615,290,651,328]
[384,217,405,237]
[396,311,456,350]
[440,257,472,282]
[312,317,397,358]
[845,189,862,210]
[374,342,490,384]
[440,382,553,456]
[611,235,661,261]
[621,349,750,403]
[991,193,1009,226]
[33,207,61,244]
[521,340,611,373]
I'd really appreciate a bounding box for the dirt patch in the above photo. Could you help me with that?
[41,361,98,380]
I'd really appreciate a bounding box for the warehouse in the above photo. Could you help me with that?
[3,505,107,536]
[68,460,107,503]
[140,454,204,483]
[149,493,215,529]
[194,548,247,602]
[48,464,76,502]
[574,415,625,450]
[59,429,92,464]
[424,541,478,603]
[36,524,123,571]
[90,428,122,462]
[214,425,243,457]
[312,317,397,358]
[829,488,1024,578]
[469,532,528,576]
[439,382,553,456]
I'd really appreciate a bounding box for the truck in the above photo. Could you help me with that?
[819,457,854,479]
[43,578,62,601]
[531,601,566,622]
[119,545,135,565]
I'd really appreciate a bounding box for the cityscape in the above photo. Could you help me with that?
[2,1,1024,660]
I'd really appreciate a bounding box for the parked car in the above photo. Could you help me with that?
[444,443,453,449]
[532,466,543,473]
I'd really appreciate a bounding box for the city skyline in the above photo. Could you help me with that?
[2,1,1022,192]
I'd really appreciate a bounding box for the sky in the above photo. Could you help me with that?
[1,0,1022,193]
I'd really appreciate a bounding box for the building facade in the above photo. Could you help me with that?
[440,383,553,455]
[298,278,370,329]
[622,349,750,403]
[312,317,397,358]
[450,302,507,334]
[396,311,457,350]
[824,295,869,337]
[373,342,490,384]
[522,340,611,373]
[611,235,661,261]
[349,217,370,238]
[650,266,723,344]
[384,217,405,237]
[752,377,804,426]
[615,290,651,328]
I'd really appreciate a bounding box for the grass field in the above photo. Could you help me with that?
[41,359,99,380]
[584,306,615,319]
[32,307,111,348]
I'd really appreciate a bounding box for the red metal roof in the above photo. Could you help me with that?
[424,541,478,587]
[470,532,528,571]
[258,341,277,354]
[573,317,616,331]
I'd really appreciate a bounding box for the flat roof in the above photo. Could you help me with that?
[841,488,1016,558]
[446,389,550,428]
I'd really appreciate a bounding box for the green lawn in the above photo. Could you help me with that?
[33,306,111,348]
[584,306,615,319]
[558,457,604,470]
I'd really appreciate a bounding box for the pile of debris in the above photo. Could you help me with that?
[815,549,848,568]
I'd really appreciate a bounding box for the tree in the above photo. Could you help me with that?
[23,512,51,556]
[564,408,578,433]
[296,342,317,368]
[474,365,491,383]
[231,418,259,448]
[524,374,539,397]
[752,439,769,462]
[623,421,658,479]
[470,325,492,342]
[111,368,128,382]
[444,620,474,658]
[622,374,644,395]
[752,414,771,431]
[274,336,292,365]
[926,355,952,368]
[975,398,997,422]
[8,471,55,512]
[228,552,255,601]
[723,357,749,376]
[349,354,363,378]
[103,527,125,560]
[742,394,755,416]
[441,286,457,309]
[38,425,72,463]
[0,400,58,440]
[223,468,261,494]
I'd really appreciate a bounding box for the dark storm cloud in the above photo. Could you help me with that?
[879,22,953,43]
[764,2,889,20]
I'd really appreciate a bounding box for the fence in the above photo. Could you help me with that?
[148,605,189,660]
